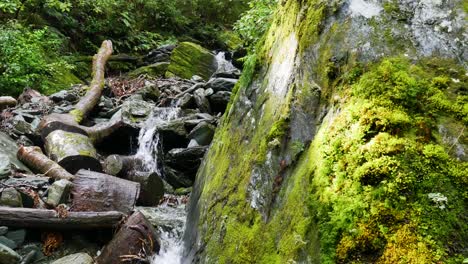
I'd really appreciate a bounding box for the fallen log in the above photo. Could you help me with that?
[0,96,17,110]
[17,146,74,181]
[103,155,164,206]
[71,169,140,214]
[96,211,160,264]
[0,207,124,229]
[44,130,101,174]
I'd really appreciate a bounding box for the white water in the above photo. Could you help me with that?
[215,52,237,73]
[135,107,180,174]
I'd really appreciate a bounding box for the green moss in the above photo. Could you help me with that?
[128,62,169,78]
[69,109,84,123]
[165,42,217,80]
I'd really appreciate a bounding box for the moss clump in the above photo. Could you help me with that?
[128,62,169,78]
[165,42,217,80]
[69,109,84,123]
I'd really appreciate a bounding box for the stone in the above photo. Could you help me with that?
[51,252,94,264]
[0,188,22,207]
[178,93,195,109]
[209,91,232,113]
[0,244,20,264]
[0,155,10,179]
[213,69,242,79]
[5,229,26,247]
[163,166,194,189]
[120,99,155,128]
[49,90,78,103]
[138,84,161,102]
[188,121,216,146]
[46,179,72,207]
[193,88,211,113]
[165,147,208,173]
[206,77,238,92]
[0,96,17,110]
[165,42,218,81]
[128,62,170,78]
[4,176,50,189]
[188,139,200,148]
[0,227,7,236]
[204,88,214,97]
[0,236,16,249]
[0,132,31,173]
[191,75,204,82]
[158,120,189,152]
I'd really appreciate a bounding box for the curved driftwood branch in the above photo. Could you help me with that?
[17,146,75,181]
[71,40,113,123]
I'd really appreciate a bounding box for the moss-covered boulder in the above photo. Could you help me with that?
[128,62,169,78]
[185,0,468,263]
[165,42,217,80]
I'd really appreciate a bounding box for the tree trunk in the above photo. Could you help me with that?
[44,130,102,174]
[0,207,123,229]
[17,146,74,181]
[0,96,17,110]
[71,170,140,214]
[96,211,160,264]
[103,155,164,206]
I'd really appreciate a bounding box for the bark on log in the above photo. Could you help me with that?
[71,169,140,214]
[0,207,123,229]
[103,155,164,206]
[17,146,75,181]
[44,130,102,174]
[96,211,160,264]
[0,96,17,110]
[72,40,113,123]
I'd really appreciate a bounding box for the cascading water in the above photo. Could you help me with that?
[214,51,238,73]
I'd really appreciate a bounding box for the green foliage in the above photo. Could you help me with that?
[234,0,277,49]
[0,21,74,95]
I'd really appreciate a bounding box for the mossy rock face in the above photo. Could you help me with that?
[128,62,169,78]
[186,0,468,263]
[165,42,217,81]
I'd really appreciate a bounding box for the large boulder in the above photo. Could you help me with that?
[165,42,217,81]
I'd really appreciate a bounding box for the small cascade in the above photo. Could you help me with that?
[214,51,237,73]
[135,107,180,174]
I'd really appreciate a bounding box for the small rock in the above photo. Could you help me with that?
[188,121,216,146]
[0,236,16,249]
[0,188,22,207]
[191,75,204,82]
[165,147,208,173]
[5,229,26,248]
[206,78,237,92]
[209,91,232,113]
[178,94,195,109]
[193,88,211,113]
[188,139,200,148]
[0,243,20,263]
[49,90,78,103]
[0,227,7,236]
[138,84,161,102]
[46,179,72,207]
[163,166,194,189]
[51,252,94,264]
[0,155,10,179]
[214,69,242,79]
[204,88,214,97]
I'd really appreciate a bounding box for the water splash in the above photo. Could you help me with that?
[214,52,237,73]
[135,107,180,174]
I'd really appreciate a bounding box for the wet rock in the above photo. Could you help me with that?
[0,227,7,236]
[193,88,211,113]
[213,69,242,79]
[46,179,72,207]
[188,139,200,148]
[188,121,215,146]
[5,229,26,248]
[178,94,196,109]
[0,155,10,179]
[49,90,78,103]
[0,243,20,263]
[166,42,218,80]
[209,91,232,113]
[165,147,208,173]
[163,165,193,189]
[128,62,170,78]
[0,132,31,173]
[120,99,155,127]
[51,252,94,264]
[0,236,16,249]
[206,77,237,92]
[0,188,22,207]
[204,88,214,97]
[159,120,189,152]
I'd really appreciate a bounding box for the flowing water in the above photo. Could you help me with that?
[214,51,238,73]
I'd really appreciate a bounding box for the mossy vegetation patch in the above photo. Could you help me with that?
[165,42,217,80]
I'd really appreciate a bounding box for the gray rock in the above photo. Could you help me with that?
[191,75,204,82]
[165,147,208,173]
[204,88,214,97]
[0,243,20,263]
[162,166,194,189]
[178,94,195,109]
[46,179,72,207]
[0,155,10,179]
[0,188,22,207]
[209,91,232,113]
[5,229,26,247]
[193,88,211,113]
[188,121,216,146]
[0,236,16,249]
[138,84,161,102]
[0,132,31,173]
[158,120,189,152]
[4,176,50,189]
[188,139,200,148]
[0,227,8,236]
[206,78,237,92]
[214,69,242,79]
[120,99,155,127]
[49,90,78,103]
[51,252,94,264]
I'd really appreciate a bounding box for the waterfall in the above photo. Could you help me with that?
[214,51,237,73]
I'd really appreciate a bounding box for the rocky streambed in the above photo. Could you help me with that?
[0,41,240,263]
